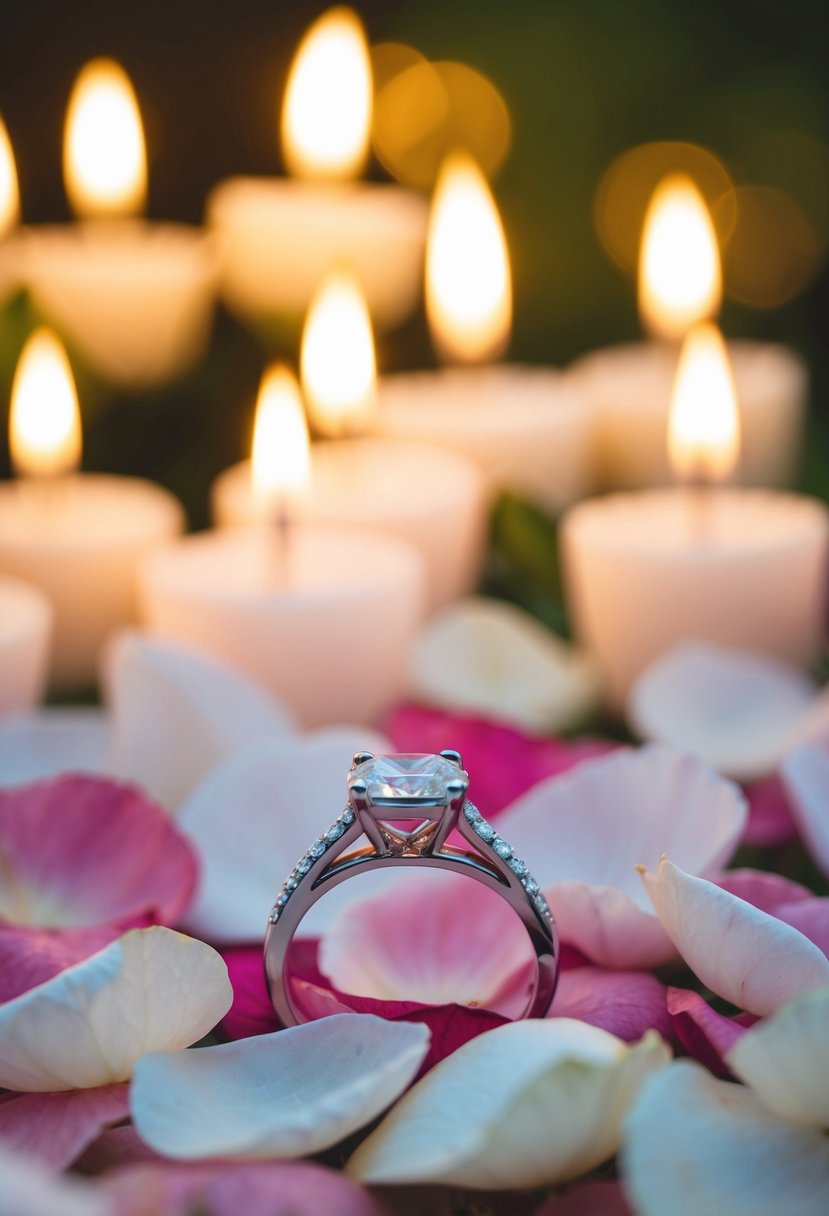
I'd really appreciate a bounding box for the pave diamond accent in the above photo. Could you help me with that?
[269,806,356,923]
[463,803,552,924]
[350,753,464,804]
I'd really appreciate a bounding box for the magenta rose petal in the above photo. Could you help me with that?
[0,1085,129,1170]
[774,898,829,956]
[742,774,798,847]
[383,703,611,820]
[715,868,813,913]
[537,1180,634,1216]
[0,774,198,930]
[551,967,671,1043]
[101,1161,385,1216]
[666,988,752,1078]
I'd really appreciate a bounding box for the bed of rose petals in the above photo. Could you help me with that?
[0,625,828,1215]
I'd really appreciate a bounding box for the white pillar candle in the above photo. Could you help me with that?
[0,576,52,715]
[562,487,828,708]
[0,112,21,303]
[1,328,184,690]
[20,59,218,389]
[569,340,806,490]
[138,524,425,728]
[212,436,487,611]
[207,9,427,332]
[376,365,594,513]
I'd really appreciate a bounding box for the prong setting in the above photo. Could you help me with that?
[440,749,463,768]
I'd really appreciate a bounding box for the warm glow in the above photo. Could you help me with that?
[300,267,377,436]
[668,322,740,483]
[425,151,511,364]
[281,6,372,181]
[64,59,147,218]
[9,329,82,478]
[0,115,20,236]
[250,363,311,517]
[639,173,721,341]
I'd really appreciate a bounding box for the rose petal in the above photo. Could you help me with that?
[100,1161,384,1216]
[537,1181,633,1216]
[0,924,122,1002]
[0,1144,107,1216]
[0,927,232,1091]
[743,774,798,847]
[318,872,534,1014]
[130,1014,430,1160]
[621,1059,829,1216]
[0,1085,129,1170]
[347,1020,669,1189]
[499,745,746,967]
[627,642,819,781]
[383,703,611,820]
[716,868,813,914]
[103,630,295,810]
[781,745,829,877]
[551,967,670,1043]
[728,986,829,1127]
[666,988,751,1078]
[775,899,829,956]
[408,598,602,734]
[178,727,391,943]
[0,709,111,789]
[0,774,197,928]
[640,858,829,1014]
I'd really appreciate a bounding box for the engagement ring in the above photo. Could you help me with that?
[264,751,559,1025]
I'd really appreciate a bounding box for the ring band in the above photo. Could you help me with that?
[264,750,559,1026]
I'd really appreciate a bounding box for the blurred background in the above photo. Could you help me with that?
[0,0,827,524]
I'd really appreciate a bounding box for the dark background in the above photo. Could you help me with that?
[0,0,827,524]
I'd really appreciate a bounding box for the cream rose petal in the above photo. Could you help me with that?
[178,726,391,943]
[130,1014,430,1160]
[621,1059,829,1216]
[408,597,603,734]
[347,1019,669,1189]
[781,746,829,878]
[498,745,746,968]
[0,927,232,1092]
[627,642,821,781]
[0,1144,108,1216]
[103,630,296,809]
[640,859,829,1015]
[727,987,829,1127]
[0,709,111,789]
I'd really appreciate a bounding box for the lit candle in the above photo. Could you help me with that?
[0,329,184,690]
[0,113,21,302]
[0,575,52,715]
[207,6,427,333]
[211,272,486,610]
[562,323,828,707]
[141,346,426,725]
[375,151,594,514]
[570,172,805,490]
[20,59,218,388]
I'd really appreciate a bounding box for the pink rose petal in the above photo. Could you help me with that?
[383,704,611,820]
[775,898,829,956]
[0,774,197,929]
[742,774,798,847]
[318,873,534,1017]
[537,1180,634,1216]
[0,924,122,1003]
[551,967,670,1043]
[781,745,829,877]
[0,1085,129,1170]
[101,1162,384,1216]
[75,1125,165,1174]
[666,988,753,1079]
[715,867,813,913]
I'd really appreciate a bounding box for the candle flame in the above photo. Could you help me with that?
[668,322,740,483]
[281,6,372,181]
[639,173,721,341]
[251,363,311,517]
[9,329,82,478]
[0,115,20,236]
[64,59,147,218]
[426,151,511,364]
[300,267,377,436]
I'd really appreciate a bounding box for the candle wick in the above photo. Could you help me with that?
[684,473,714,544]
[269,499,293,588]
